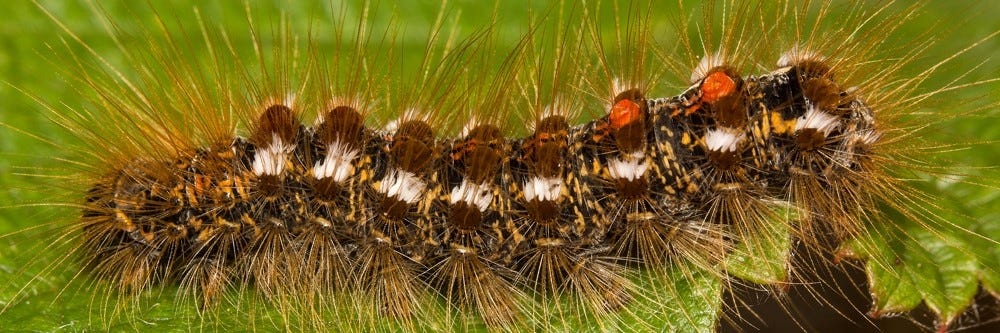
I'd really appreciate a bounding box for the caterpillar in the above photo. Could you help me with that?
[0,0,997,332]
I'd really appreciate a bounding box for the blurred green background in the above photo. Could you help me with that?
[1,0,997,331]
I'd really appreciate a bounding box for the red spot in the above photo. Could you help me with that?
[700,71,736,103]
[610,99,641,129]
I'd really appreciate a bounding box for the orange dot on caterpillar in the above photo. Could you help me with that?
[610,98,642,129]
[700,70,736,104]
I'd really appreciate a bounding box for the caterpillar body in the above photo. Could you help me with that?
[0,0,997,332]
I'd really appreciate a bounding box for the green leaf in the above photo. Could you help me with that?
[843,233,923,314]
[618,266,724,333]
[725,208,792,285]
[975,217,1000,296]
[859,229,978,321]
[844,198,987,327]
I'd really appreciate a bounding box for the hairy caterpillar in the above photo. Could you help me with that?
[0,0,997,332]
